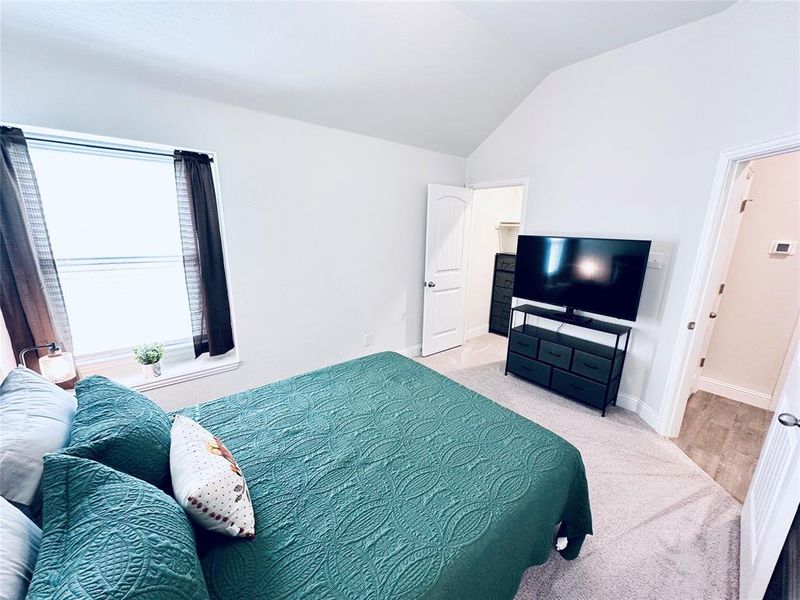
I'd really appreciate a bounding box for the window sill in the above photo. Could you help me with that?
[76,349,240,392]
[131,356,240,392]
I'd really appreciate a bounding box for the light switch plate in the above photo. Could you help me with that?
[647,252,664,270]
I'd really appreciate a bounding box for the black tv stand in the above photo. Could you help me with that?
[504,304,632,416]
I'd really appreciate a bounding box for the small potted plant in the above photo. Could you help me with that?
[134,343,165,380]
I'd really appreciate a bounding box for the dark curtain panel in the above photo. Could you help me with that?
[0,126,73,369]
[174,151,234,357]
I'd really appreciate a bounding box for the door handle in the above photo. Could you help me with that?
[709,312,718,319]
[778,413,800,427]
[426,281,436,288]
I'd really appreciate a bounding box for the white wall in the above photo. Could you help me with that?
[465,186,522,338]
[702,151,800,405]
[0,41,465,410]
[466,1,800,431]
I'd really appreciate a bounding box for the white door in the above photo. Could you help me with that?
[740,347,800,599]
[690,163,755,392]
[421,184,473,357]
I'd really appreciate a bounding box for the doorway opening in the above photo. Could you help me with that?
[464,185,524,342]
[656,133,800,600]
[672,149,800,502]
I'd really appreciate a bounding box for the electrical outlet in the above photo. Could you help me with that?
[646,252,664,270]
[362,333,373,347]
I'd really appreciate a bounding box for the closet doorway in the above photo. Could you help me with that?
[464,185,524,341]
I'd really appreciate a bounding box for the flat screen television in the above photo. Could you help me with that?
[513,236,652,322]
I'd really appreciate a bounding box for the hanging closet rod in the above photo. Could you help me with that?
[25,136,213,162]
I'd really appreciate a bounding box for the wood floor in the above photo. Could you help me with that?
[674,390,773,503]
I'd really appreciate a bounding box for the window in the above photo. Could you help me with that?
[26,136,237,387]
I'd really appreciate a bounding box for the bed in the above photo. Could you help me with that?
[178,351,592,599]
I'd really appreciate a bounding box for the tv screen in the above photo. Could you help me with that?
[513,236,652,321]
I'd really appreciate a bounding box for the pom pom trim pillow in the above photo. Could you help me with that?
[170,415,255,538]
[26,454,209,600]
[64,375,171,489]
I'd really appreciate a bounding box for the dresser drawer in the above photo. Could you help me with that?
[552,370,607,409]
[571,350,611,383]
[509,330,538,358]
[496,254,516,272]
[538,340,572,369]
[491,300,510,319]
[490,316,510,334]
[508,353,551,386]
[494,271,514,289]
[492,286,513,304]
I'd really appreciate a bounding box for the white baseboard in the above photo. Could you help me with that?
[404,325,488,358]
[400,344,422,358]
[638,400,660,431]
[696,376,773,410]
[615,393,639,413]
[466,324,489,340]
[616,393,659,431]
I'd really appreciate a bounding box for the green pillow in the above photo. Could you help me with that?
[64,376,171,488]
[27,454,210,600]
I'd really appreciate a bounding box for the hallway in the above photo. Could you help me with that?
[674,391,773,503]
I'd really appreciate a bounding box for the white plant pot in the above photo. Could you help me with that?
[141,361,162,380]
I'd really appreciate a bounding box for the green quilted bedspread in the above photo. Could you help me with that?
[178,352,592,600]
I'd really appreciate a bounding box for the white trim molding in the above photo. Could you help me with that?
[659,132,800,437]
[133,358,240,392]
[616,393,660,431]
[696,376,773,411]
[400,344,422,358]
[77,342,240,393]
[466,324,489,340]
[468,177,531,236]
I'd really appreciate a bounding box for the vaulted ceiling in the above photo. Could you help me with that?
[0,1,734,156]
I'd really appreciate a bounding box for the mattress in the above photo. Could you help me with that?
[178,351,592,599]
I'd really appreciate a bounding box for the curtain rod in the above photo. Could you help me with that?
[25,136,214,162]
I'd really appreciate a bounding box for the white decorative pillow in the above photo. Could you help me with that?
[0,496,42,600]
[169,415,255,538]
[0,367,77,511]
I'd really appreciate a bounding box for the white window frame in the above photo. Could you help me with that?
[17,123,240,391]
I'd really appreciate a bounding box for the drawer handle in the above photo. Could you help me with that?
[569,383,585,391]
[546,351,561,357]
[582,363,599,370]
[517,341,530,347]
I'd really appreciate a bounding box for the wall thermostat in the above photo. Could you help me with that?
[769,240,797,256]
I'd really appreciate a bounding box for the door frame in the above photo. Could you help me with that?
[464,178,530,337]
[660,133,800,437]
[468,178,530,233]
[774,311,800,399]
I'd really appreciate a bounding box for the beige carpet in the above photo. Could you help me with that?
[416,334,740,600]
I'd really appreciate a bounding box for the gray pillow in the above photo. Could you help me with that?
[0,496,41,600]
[0,367,77,513]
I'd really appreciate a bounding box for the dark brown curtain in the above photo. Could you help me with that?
[0,126,73,370]
[174,151,234,357]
